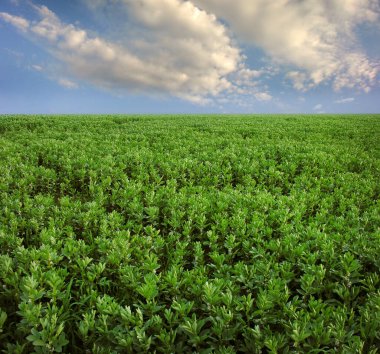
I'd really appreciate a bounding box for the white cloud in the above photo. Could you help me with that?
[254,92,272,102]
[285,71,311,91]
[0,12,29,31]
[334,97,355,104]
[193,0,379,92]
[0,3,251,103]
[313,103,323,111]
[3,0,377,104]
[31,64,43,71]
[58,78,78,89]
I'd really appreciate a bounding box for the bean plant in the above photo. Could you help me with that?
[0,114,379,353]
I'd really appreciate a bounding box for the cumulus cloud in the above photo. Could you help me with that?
[2,0,378,105]
[0,2,249,103]
[193,0,379,92]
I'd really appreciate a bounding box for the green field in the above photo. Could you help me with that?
[0,114,379,353]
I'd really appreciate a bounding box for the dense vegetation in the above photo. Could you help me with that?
[0,114,379,353]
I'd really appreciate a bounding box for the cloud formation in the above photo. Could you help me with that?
[0,11,29,31]
[1,0,379,105]
[193,0,379,92]
[1,2,246,103]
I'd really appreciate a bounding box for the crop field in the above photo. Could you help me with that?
[0,114,379,353]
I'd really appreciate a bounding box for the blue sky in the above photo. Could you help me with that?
[1,0,379,114]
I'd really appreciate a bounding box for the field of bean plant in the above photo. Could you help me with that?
[0,114,379,353]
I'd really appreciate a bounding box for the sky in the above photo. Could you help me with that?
[0,0,379,114]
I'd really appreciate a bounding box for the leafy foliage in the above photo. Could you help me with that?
[0,114,379,353]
